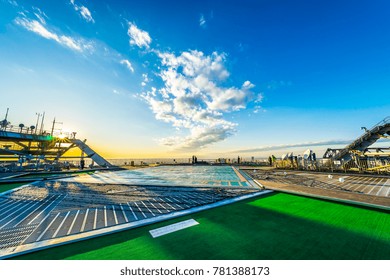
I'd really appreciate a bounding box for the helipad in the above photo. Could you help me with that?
[0,166,264,259]
[62,165,251,187]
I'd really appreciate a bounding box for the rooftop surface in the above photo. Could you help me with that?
[10,192,390,260]
[244,168,390,208]
[0,166,260,259]
[0,166,389,260]
[62,166,251,187]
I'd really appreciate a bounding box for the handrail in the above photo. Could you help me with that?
[0,125,47,135]
[334,116,390,159]
[0,126,74,139]
[369,116,390,130]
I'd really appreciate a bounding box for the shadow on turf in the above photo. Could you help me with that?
[184,194,390,260]
[10,193,390,260]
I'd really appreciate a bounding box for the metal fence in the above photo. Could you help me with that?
[273,156,390,174]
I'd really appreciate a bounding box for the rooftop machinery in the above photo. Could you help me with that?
[0,109,112,171]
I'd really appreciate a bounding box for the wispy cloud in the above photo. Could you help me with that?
[232,140,354,154]
[7,0,18,7]
[199,14,206,28]
[14,7,136,79]
[253,105,265,114]
[141,73,149,86]
[70,0,94,23]
[127,22,151,49]
[32,7,48,24]
[141,50,262,151]
[120,59,134,73]
[15,16,93,52]
[266,80,292,90]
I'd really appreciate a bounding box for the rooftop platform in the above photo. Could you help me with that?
[0,166,262,259]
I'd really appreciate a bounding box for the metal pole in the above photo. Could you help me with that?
[35,113,41,134]
[51,117,56,136]
[40,112,45,134]
[3,108,9,131]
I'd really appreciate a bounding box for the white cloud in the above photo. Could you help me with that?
[159,124,236,151]
[127,22,151,49]
[7,0,18,7]
[32,7,48,24]
[15,16,92,52]
[120,59,134,73]
[141,50,260,151]
[141,73,149,86]
[266,80,292,90]
[70,0,94,23]
[232,140,355,154]
[253,105,266,114]
[199,14,206,27]
[242,80,255,89]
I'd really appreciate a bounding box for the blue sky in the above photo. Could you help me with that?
[1,0,389,159]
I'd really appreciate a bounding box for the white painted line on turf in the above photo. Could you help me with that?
[0,198,21,211]
[353,177,375,192]
[134,202,147,218]
[148,200,163,214]
[140,200,155,216]
[52,211,70,238]
[67,210,80,235]
[126,202,138,221]
[0,200,41,229]
[28,195,64,225]
[361,177,382,193]
[112,205,118,225]
[93,208,98,230]
[0,200,31,221]
[180,194,198,205]
[386,185,390,197]
[36,212,61,242]
[12,197,50,228]
[342,176,367,191]
[349,176,372,192]
[149,219,199,238]
[340,177,361,190]
[80,209,89,232]
[152,198,167,212]
[168,197,186,209]
[0,199,35,224]
[120,204,128,223]
[104,206,107,227]
[376,179,390,196]
[368,178,385,195]
[161,198,177,210]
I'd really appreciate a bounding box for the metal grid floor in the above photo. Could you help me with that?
[0,181,258,256]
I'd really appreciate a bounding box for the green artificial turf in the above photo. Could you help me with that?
[0,182,26,193]
[11,193,390,260]
[19,170,95,179]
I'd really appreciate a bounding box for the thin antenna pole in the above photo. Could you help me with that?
[40,112,45,134]
[51,117,56,136]
[35,113,41,134]
[4,108,9,120]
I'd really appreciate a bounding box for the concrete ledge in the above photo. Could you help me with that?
[235,167,262,189]
[263,187,390,211]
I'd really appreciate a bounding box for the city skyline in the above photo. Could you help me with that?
[1,0,389,159]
